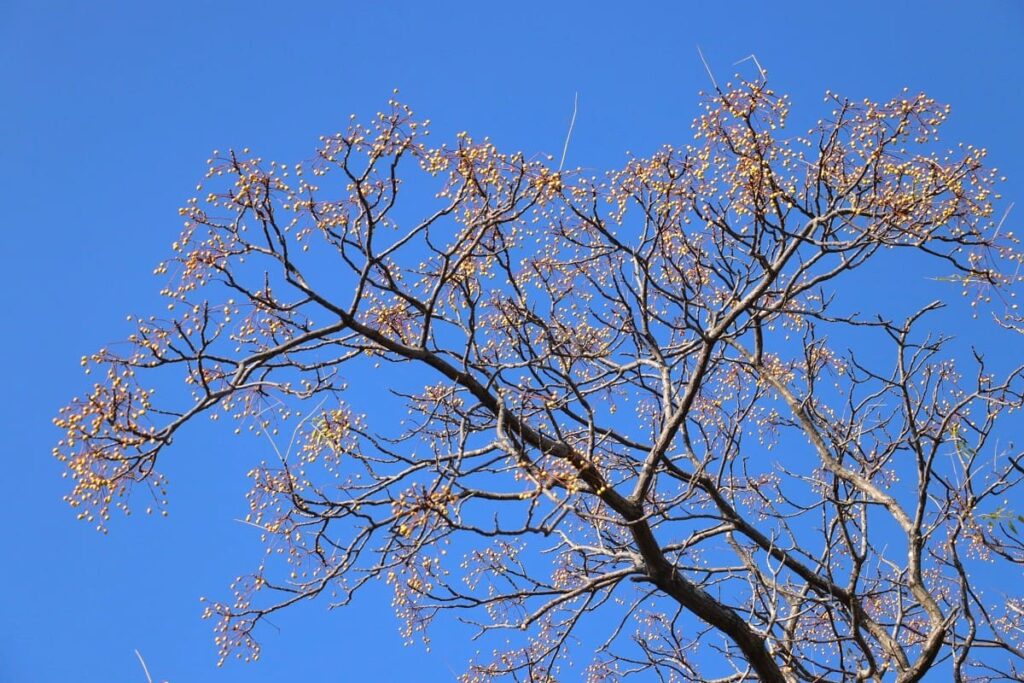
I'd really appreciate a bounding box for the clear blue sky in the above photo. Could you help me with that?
[2,2,1023,681]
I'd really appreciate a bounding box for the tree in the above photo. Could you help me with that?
[54,78,1024,682]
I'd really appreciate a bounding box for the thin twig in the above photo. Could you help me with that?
[734,54,767,81]
[696,45,719,91]
[558,92,579,172]
[992,201,1014,242]
[134,650,154,683]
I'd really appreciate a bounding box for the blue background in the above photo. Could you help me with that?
[2,1,1023,681]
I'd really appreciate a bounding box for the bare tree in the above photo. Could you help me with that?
[55,79,1024,682]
